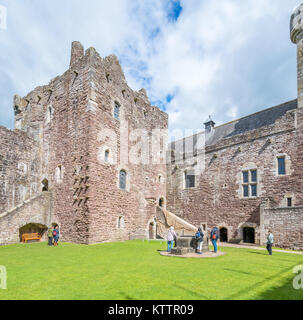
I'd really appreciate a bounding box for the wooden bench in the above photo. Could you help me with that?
[22,233,41,243]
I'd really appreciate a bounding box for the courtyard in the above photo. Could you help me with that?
[0,240,302,300]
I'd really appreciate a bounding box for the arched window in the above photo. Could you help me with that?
[119,170,127,190]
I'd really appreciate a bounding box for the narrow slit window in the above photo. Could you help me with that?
[105,150,109,163]
[278,157,286,175]
[287,198,292,207]
[119,170,127,190]
[114,103,120,120]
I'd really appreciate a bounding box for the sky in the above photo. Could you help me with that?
[0,0,300,134]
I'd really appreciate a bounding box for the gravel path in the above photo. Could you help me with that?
[218,242,303,255]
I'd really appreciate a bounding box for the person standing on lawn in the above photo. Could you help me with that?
[195,227,204,254]
[211,227,219,253]
[267,230,274,255]
[53,225,60,246]
[167,226,177,253]
[47,225,54,246]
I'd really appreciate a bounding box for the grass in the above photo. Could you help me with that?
[0,240,303,300]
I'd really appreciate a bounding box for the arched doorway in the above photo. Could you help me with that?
[19,223,48,242]
[42,178,49,192]
[220,227,228,242]
[243,227,255,244]
[149,222,155,239]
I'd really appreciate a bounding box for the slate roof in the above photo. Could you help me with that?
[170,99,297,154]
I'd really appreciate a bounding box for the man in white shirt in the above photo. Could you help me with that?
[267,230,274,256]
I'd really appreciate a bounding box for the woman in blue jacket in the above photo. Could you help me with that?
[53,225,60,246]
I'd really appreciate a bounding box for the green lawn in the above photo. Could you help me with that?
[0,240,302,300]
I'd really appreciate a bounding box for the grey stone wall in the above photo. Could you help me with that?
[262,206,303,250]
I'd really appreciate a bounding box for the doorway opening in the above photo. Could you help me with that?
[42,178,49,192]
[220,227,228,242]
[149,222,155,239]
[243,227,255,244]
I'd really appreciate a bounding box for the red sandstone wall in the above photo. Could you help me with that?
[8,43,168,244]
[85,50,168,243]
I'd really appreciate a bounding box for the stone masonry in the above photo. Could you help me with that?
[0,41,167,244]
[1,5,303,249]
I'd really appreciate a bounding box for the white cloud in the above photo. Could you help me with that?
[0,0,299,134]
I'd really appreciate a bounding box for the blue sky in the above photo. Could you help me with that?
[0,0,300,132]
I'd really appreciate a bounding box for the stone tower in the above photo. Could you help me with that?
[291,3,303,108]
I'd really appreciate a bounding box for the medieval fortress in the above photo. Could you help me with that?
[1,5,303,250]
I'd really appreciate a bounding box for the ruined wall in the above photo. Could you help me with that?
[262,207,303,250]
[167,103,302,244]
[0,126,40,214]
[11,42,92,243]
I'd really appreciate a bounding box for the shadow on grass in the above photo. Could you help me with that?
[223,268,262,277]
[256,275,303,300]
[174,284,209,300]
[119,291,136,300]
[247,251,268,255]
[225,262,303,300]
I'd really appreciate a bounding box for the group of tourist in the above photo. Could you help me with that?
[167,226,274,256]
[47,225,60,246]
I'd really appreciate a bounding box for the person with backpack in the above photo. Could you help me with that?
[167,226,177,253]
[266,230,274,255]
[210,227,219,253]
[195,227,204,254]
[53,225,60,246]
[47,225,54,246]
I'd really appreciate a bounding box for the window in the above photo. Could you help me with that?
[114,103,120,120]
[105,150,109,163]
[185,171,195,188]
[243,185,249,198]
[242,169,257,198]
[118,216,125,229]
[278,157,286,175]
[46,105,53,124]
[119,170,127,190]
[56,165,64,183]
[287,198,292,207]
[159,198,165,207]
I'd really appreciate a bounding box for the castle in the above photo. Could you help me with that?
[1,5,303,250]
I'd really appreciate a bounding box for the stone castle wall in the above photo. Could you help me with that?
[262,206,303,250]
[0,192,52,245]
[166,104,303,244]
[83,48,168,243]
[0,126,41,214]
[0,42,168,244]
